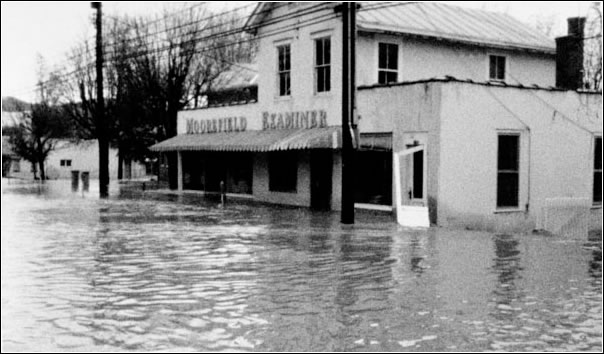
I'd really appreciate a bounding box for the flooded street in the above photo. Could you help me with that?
[1,180,602,352]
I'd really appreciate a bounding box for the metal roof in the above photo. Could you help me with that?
[357,2,555,54]
[149,127,342,152]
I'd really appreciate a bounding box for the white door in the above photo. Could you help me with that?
[394,133,429,227]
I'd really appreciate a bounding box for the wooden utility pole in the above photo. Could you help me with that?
[92,2,109,197]
[341,2,356,224]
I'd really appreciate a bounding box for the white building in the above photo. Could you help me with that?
[3,137,149,181]
[150,2,602,232]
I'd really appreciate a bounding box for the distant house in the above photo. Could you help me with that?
[2,136,22,178]
[2,137,151,181]
[150,2,601,232]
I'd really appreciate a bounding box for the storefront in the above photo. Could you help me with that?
[150,104,344,210]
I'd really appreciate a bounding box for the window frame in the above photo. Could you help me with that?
[496,133,521,209]
[594,135,602,206]
[276,43,291,97]
[488,54,507,82]
[314,36,331,94]
[377,42,399,84]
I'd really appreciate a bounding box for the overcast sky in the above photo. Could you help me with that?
[1,1,595,103]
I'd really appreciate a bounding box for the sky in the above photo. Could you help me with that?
[1,1,595,103]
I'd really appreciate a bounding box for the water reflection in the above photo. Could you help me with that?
[492,234,523,304]
[1,180,602,352]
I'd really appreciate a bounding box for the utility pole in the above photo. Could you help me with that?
[92,2,109,198]
[341,2,357,224]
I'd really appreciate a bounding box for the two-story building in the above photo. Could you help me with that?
[150,2,602,233]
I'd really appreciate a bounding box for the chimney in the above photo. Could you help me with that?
[555,17,586,90]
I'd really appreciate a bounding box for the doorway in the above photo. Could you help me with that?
[394,133,429,227]
[310,150,333,210]
[403,133,427,206]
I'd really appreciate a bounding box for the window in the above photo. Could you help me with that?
[594,136,602,204]
[497,134,519,208]
[277,44,291,96]
[60,159,72,167]
[13,159,20,173]
[315,37,331,93]
[489,55,506,81]
[269,151,297,192]
[378,43,398,84]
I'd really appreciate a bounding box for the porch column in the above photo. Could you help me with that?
[177,151,183,192]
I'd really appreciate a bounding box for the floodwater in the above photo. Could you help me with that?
[1,179,602,352]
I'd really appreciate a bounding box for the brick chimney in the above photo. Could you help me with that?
[556,17,586,90]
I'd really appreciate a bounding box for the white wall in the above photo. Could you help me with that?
[358,81,601,231]
[255,3,343,128]
[45,140,147,180]
[357,33,556,87]
[357,82,442,223]
[438,83,602,231]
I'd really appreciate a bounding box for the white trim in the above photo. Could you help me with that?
[310,28,333,39]
[376,41,400,84]
[276,43,292,98]
[355,203,393,212]
[314,36,331,94]
[495,131,523,210]
[486,53,509,82]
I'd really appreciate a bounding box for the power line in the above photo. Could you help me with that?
[9,2,417,99]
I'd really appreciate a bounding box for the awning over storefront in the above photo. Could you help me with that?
[149,126,342,152]
[359,132,392,151]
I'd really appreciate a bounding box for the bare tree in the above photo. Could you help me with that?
[8,57,68,180]
[584,2,602,91]
[60,4,257,186]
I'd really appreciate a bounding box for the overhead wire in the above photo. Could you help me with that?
[9,1,418,100]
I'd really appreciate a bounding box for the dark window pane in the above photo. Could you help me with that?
[497,56,506,80]
[595,137,602,170]
[279,74,286,95]
[316,40,323,66]
[317,67,325,92]
[269,151,297,192]
[278,47,284,71]
[497,172,519,207]
[325,66,330,91]
[324,38,330,64]
[386,71,398,83]
[498,135,519,171]
[378,71,387,84]
[378,43,387,69]
[490,56,497,79]
[594,171,602,203]
[413,150,423,199]
[388,44,398,70]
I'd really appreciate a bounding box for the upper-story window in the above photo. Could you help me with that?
[315,37,331,93]
[277,44,291,96]
[489,55,506,81]
[60,159,72,167]
[378,42,398,84]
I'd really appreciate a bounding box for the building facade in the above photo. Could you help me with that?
[150,2,602,232]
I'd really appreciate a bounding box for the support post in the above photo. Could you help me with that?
[341,2,356,224]
[92,2,109,198]
[177,151,183,192]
